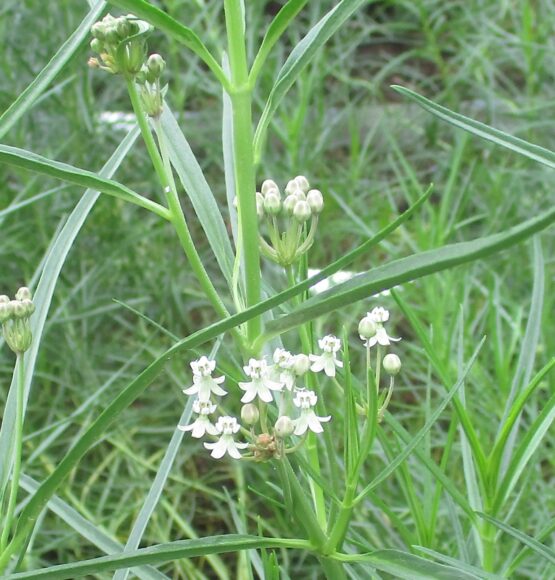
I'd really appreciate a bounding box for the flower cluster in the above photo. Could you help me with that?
[253,176,323,266]
[0,287,35,354]
[178,338,341,461]
[89,14,165,117]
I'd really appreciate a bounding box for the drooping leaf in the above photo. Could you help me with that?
[391,85,555,169]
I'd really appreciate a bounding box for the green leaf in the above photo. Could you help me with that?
[253,0,369,162]
[0,144,170,219]
[476,513,555,565]
[0,1,106,139]
[391,86,555,169]
[337,549,477,579]
[157,107,235,286]
[18,476,167,580]
[493,389,555,512]
[106,0,230,90]
[413,546,500,580]
[1,191,429,556]
[6,535,309,579]
[0,127,140,511]
[355,339,485,503]
[249,0,308,84]
[265,206,555,337]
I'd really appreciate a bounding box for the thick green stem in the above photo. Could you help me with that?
[125,78,230,323]
[0,355,25,555]
[224,0,261,349]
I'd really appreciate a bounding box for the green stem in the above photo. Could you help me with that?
[224,0,261,349]
[0,354,25,555]
[125,78,231,324]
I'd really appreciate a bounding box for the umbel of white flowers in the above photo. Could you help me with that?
[249,175,323,267]
[177,308,402,460]
[0,287,35,354]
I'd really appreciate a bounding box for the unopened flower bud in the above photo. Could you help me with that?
[116,16,131,39]
[0,302,10,324]
[90,38,103,53]
[294,175,310,193]
[88,57,101,69]
[285,179,302,196]
[91,22,107,40]
[274,416,294,438]
[358,315,377,339]
[264,192,281,215]
[293,354,310,376]
[306,189,324,214]
[383,353,401,376]
[283,195,297,215]
[261,179,279,196]
[21,299,35,317]
[147,54,165,77]
[293,200,311,223]
[12,301,27,320]
[256,191,265,219]
[241,403,260,425]
[15,287,31,301]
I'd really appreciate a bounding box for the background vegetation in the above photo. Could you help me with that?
[0,0,553,577]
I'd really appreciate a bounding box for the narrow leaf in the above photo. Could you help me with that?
[392,86,555,169]
[0,1,106,139]
[0,144,170,219]
[157,107,235,285]
[265,207,555,337]
[253,0,369,162]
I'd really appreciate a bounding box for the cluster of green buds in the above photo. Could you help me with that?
[255,176,324,267]
[135,53,166,117]
[0,288,35,354]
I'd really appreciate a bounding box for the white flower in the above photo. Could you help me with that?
[309,335,343,377]
[204,416,249,459]
[239,358,283,403]
[178,399,218,438]
[182,356,227,402]
[272,348,296,391]
[363,307,401,348]
[293,390,330,435]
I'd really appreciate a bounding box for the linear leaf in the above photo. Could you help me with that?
[413,547,500,580]
[157,107,235,286]
[476,513,555,565]
[0,144,170,219]
[249,0,308,83]
[265,207,555,337]
[0,127,140,505]
[0,1,106,139]
[107,0,229,89]
[253,0,369,162]
[18,476,167,580]
[391,86,555,169]
[6,536,309,579]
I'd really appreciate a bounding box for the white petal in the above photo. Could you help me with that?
[241,389,256,403]
[204,438,227,459]
[182,384,199,396]
[191,421,206,438]
[367,336,378,347]
[324,358,336,377]
[293,415,309,436]
[310,357,325,373]
[205,422,219,436]
[226,441,243,459]
[213,375,225,384]
[177,423,194,432]
[265,380,283,392]
[307,414,324,433]
[335,359,343,368]
[258,385,274,403]
[210,383,228,397]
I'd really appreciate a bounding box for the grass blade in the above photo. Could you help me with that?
[253,0,369,162]
[265,207,555,337]
[0,144,170,219]
[157,107,235,286]
[6,536,310,579]
[476,513,555,565]
[0,127,140,506]
[413,547,500,580]
[391,86,555,169]
[18,476,167,580]
[0,1,106,139]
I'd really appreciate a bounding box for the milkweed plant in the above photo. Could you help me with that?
[0,3,553,579]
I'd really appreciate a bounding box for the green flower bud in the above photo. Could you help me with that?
[116,16,131,39]
[0,301,11,324]
[383,353,401,376]
[21,299,35,317]
[274,415,294,438]
[358,315,377,339]
[91,21,107,40]
[15,287,31,301]
[285,179,302,197]
[293,354,310,376]
[90,38,104,53]
[256,191,265,219]
[147,53,166,77]
[293,200,311,223]
[264,192,281,215]
[306,189,324,214]
[241,403,260,425]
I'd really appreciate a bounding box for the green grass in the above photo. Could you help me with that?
[0,0,553,578]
